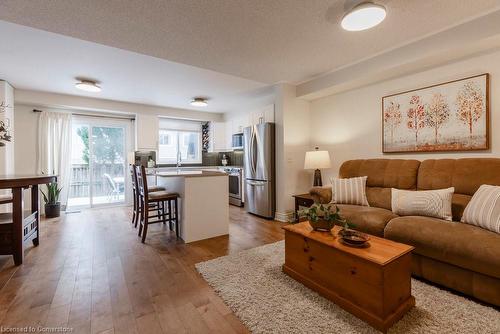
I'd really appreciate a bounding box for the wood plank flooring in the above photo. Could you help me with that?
[0,206,286,333]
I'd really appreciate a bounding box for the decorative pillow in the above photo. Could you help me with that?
[461,185,500,233]
[330,176,369,206]
[391,187,454,221]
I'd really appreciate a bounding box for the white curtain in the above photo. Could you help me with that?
[37,111,73,208]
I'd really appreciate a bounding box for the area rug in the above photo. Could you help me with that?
[195,241,500,334]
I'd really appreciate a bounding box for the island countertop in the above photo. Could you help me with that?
[155,170,227,178]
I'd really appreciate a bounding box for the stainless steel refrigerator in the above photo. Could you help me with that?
[243,123,275,218]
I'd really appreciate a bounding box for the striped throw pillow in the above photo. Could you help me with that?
[331,176,369,206]
[461,185,500,233]
[391,187,454,221]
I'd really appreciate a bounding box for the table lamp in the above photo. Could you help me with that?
[304,148,331,187]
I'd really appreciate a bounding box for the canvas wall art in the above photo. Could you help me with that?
[382,73,489,153]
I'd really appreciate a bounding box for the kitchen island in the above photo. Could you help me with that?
[154,169,229,243]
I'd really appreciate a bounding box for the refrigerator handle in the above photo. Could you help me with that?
[250,128,257,176]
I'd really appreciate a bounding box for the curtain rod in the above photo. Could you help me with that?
[33,109,135,121]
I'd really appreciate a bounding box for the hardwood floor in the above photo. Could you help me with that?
[0,206,286,333]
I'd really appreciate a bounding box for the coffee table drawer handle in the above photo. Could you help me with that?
[350,267,357,275]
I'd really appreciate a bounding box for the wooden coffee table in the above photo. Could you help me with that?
[283,222,415,333]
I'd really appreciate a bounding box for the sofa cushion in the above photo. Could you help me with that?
[384,216,500,279]
[336,204,398,237]
[339,159,420,210]
[418,158,500,221]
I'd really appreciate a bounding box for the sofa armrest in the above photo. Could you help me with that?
[309,186,332,204]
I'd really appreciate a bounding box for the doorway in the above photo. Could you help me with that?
[67,116,132,209]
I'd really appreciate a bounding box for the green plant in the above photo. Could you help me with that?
[298,203,356,229]
[298,204,341,223]
[41,182,62,205]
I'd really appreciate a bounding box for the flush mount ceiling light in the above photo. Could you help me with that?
[75,79,101,92]
[190,97,208,107]
[341,2,386,31]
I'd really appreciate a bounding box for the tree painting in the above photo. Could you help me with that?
[406,95,426,148]
[383,74,488,153]
[456,80,484,139]
[425,93,450,144]
[384,101,402,144]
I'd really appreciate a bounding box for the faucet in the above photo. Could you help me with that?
[176,151,182,170]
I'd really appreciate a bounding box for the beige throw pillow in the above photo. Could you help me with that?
[461,185,500,234]
[331,176,369,206]
[391,187,454,221]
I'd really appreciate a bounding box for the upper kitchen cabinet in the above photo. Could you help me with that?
[232,114,251,134]
[251,104,275,125]
[209,121,227,152]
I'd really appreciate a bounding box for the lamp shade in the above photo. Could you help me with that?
[304,150,331,170]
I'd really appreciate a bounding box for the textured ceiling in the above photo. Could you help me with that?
[0,21,266,113]
[1,0,499,85]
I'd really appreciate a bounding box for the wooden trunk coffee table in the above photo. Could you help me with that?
[283,222,415,333]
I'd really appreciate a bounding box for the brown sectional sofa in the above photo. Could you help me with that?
[310,158,500,306]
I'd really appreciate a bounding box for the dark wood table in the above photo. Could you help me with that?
[293,193,314,222]
[0,174,57,265]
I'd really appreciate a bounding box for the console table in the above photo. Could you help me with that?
[0,174,57,265]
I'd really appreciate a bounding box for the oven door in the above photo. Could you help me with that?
[228,174,241,199]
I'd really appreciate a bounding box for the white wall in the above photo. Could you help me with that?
[274,84,311,220]
[310,49,500,181]
[0,81,14,212]
[0,81,14,175]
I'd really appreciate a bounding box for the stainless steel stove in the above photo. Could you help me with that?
[221,167,243,206]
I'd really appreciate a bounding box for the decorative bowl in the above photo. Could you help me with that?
[338,229,370,247]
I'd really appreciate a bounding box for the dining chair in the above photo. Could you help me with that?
[0,193,12,204]
[135,165,179,243]
[129,164,165,227]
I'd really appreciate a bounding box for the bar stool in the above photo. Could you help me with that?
[129,165,165,227]
[135,165,179,243]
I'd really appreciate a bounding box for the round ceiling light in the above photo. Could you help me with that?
[341,2,386,31]
[75,79,101,92]
[190,97,208,107]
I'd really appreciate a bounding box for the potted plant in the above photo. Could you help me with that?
[298,204,346,231]
[41,182,62,218]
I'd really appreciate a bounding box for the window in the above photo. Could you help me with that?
[158,118,202,164]
[159,133,171,145]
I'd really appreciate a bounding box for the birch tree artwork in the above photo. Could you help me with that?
[426,93,450,144]
[382,74,488,152]
[406,95,426,149]
[383,101,401,145]
[456,81,484,140]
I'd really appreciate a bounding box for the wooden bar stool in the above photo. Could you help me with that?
[129,164,165,228]
[135,165,179,243]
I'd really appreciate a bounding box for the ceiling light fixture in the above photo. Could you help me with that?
[190,97,208,107]
[75,79,101,92]
[341,2,386,31]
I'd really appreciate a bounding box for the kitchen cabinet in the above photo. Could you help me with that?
[232,114,251,134]
[209,121,227,152]
[251,104,274,125]
[225,121,234,150]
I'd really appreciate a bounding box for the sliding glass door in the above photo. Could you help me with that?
[68,117,131,209]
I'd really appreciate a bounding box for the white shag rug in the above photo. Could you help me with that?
[195,241,500,334]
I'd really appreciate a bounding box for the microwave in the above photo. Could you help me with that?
[232,133,244,150]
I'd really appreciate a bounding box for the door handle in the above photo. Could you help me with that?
[246,180,265,186]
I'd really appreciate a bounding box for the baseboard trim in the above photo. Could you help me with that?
[275,211,294,223]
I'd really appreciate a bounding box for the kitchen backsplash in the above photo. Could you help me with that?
[202,151,244,166]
